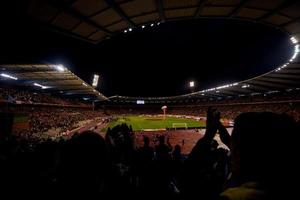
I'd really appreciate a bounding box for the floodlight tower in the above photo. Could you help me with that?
[189,81,195,93]
[92,74,99,111]
[92,74,99,87]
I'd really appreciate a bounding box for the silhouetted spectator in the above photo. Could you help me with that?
[155,135,172,161]
[57,131,109,198]
[220,112,298,200]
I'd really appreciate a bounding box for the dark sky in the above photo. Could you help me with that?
[0,4,294,97]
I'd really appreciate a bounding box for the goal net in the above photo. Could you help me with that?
[172,123,188,130]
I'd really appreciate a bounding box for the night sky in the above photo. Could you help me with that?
[0,3,294,97]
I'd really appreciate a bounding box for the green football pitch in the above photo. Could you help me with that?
[104,115,206,131]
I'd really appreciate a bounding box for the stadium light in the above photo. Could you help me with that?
[151,23,154,27]
[128,28,132,32]
[142,25,145,29]
[189,81,195,87]
[33,83,48,89]
[290,36,298,44]
[241,84,250,88]
[137,100,145,105]
[92,74,99,87]
[124,30,127,33]
[157,22,160,25]
[0,73,18,80]
[55,64,65,72]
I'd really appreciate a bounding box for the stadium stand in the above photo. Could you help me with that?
[0,86,90,106]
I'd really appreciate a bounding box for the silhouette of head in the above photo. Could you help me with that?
[143,136,150,146]
[158,135,165,145]
[60,131,109,194]
[231,112,296,188]
[174,144,181,153]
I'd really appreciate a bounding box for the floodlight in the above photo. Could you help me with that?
[55,64,65,72]
[151,23,154,27]
[241,84,250,88]
[129,28,132,32]
[189,81,195,87]
[124,30,127,33]
[142,25,145,29]
[136,100,145,105]
[291,37,298,44]
[92,74,99,87]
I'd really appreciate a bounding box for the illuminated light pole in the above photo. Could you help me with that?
[161,105,167,120]
[189,81,195,93]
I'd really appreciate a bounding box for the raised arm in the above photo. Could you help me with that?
[217,121,231,149]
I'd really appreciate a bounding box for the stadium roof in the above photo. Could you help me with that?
[10,0,300,102]
[0,64,107,100]
[27,0,300,44]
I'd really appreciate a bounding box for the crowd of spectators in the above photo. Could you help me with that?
[29,108,107,135]
[0,108,298,199]
[0,86,89,106]
[1,105,108,138]
[105,102,300,121]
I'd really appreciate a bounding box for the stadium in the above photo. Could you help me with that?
[0,0,299,199]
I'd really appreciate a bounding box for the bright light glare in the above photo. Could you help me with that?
[189,81,195,87]
[291,37,298,44]
[34,83,48,89]
[142,25,145,29]
[92,74,99,87]
[137,100,145,105]
[124,30,127,33]
[129,28,132,32]
[151,23,154,27]
[55,64,65,72]
[241,84,250,88]
[1,73,18,80]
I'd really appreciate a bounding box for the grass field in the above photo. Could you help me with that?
[104,115,205,131]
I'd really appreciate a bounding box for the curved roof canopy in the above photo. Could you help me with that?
[0,64,107,100]
[109,40,300,102]
[28,0,300,44]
